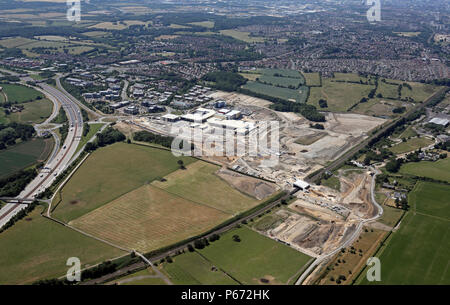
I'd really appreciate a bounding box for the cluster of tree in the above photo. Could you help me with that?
[427,78,450,86]
[82,123,90,137]
[84,127,125,152]
[51,108,68,124]
[318,99,328,108]
[81,261,118,281]
[392,106,406,114]
[0,122,35,149]
[363,149,393,165]
[269,100,325,122]
[0,168,38,197]
[202,71,247,92]
[385,158,403,173]
[133,130,175,149]
[434,140,450,151]
[188,233,221,251]
[424,122,446,134]
[310,123,325,130]
[0,200,38,234]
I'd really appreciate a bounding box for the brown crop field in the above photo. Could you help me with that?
[70,185,229,252]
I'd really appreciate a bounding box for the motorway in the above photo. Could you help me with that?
[0,83,83,228]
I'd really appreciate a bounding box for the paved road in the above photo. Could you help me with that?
[0,83,83,228]
[295,167,383,285]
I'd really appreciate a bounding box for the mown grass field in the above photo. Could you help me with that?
[377,82,400,99]
[242,81,308,103]
[351,98,408,117]
[198,227,312,284]
[258,68,304,79]
[75,123,104,153]
[303,72,321,86]
[219,29,264,43]
[308,79,374,112]
[7,98,53,124]
[378,205,404,227]
[0,207,125,285]
[70,184,229,252]
[0,83,43,103]
[53,143,195,222]
[359,181,450,285]
[399,158,450,182]
[258,75,303,88]
[152,161,259,214]
[401,82,440,102]
[0,138,53,178]
[189,21,215,28]
[162,251,237,285]
[332,73,368,83]
[389,137,434,154]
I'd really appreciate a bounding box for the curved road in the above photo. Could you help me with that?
[0,83,83,228]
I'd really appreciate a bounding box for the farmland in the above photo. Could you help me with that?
[219,30,264,43]
[53,143,195,222]
[359,182,450,285]
[0,138,53,178]
[389,137,434,154]
[0,207,125,285]
[242,81,308,103]
[308,79,374,112]
[70,184,229,252]
[303,72,321,86]
[257,75,303,88]
[152,161,260,214]
[351,98,410,117]
[75,123,104,153]
[0,83,43,103]
[399,158,450,182]
[197,227,312,285]
[6,98,53,124]
[162,251,237,285]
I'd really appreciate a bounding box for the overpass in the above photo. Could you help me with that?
[0,197,35,204]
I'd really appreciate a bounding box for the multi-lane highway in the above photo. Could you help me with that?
[0,83,83,228]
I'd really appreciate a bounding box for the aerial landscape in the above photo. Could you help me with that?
[0,0,448,292]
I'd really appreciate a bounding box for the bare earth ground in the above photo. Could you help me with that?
[216,168,279,200]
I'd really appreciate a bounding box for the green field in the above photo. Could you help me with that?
[0,83,43,103]
[377,82,400,99]
[75,123,104,153]
[189,21,215,28]
[257,75,303,88]
[360,181,450,285]
[308,79,374,112]
[152,161,259,214]
[303,72,321,86]
[351,98,410,118]
[7,98,53,124]
[377,205,404,227]
[162,251,237,285]
[53,143,194,222]
[198,227,312,284]
[0,207,125,285]
[219,29,264,43]
[0,138,53,178]
[401,82,440,102]
[332,73,368,83]
[259,68,304,79]
[321,175,341,191]
[242,81,309,103]
[389,137,434,154]
[399,158,450,182]
[409,182,450,219]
